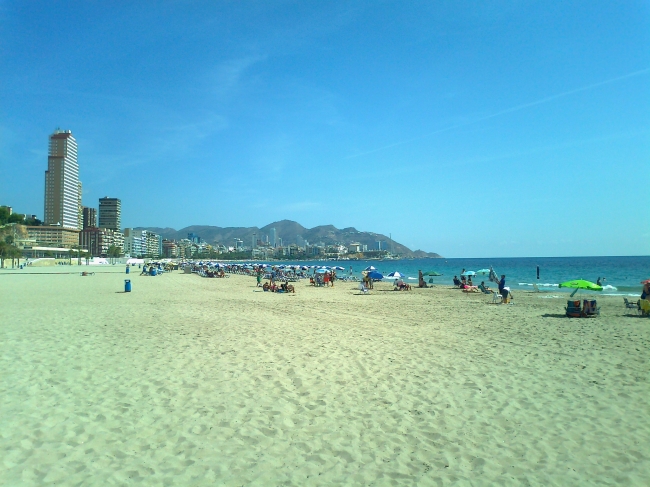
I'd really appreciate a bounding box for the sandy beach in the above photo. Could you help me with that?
[1,266,648,485]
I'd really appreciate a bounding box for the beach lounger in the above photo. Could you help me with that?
[581,299,600,317]
[532,283,541,292]
[478,284,491,294]
[565,299,582,318]
[358,283,370,294]
[623,298,640,315]
[491,291,502,304]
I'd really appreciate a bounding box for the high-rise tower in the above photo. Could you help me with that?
[44,129,80,229]
[98,197,121,231]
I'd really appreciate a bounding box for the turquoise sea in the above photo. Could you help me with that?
[258,256,649,297]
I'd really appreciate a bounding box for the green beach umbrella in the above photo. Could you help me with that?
[559,279,603,297]
[476,269,490,275]
[422,270,442,276]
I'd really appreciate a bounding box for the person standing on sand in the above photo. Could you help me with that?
[499,274,508,303]
[418,270,428,288]
[330,270,336,287]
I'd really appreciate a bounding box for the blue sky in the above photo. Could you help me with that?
[1,1,648,257]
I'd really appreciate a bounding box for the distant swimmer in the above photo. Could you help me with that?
[597,277,601,286]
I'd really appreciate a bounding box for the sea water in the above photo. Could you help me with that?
[265,256,649,296]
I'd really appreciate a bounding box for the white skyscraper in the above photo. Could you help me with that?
[44,129,80,229]
[270,227,277,247]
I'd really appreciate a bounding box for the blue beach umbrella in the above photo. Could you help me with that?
[368,271,383,280]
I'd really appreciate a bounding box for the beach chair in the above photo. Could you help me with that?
[623,298,640,315]
[532,283,541,293]
[491,291,502,304]
[478,284,491,294]
[565,299,582,318]
[582,299,600,317]
[358,283,370,294]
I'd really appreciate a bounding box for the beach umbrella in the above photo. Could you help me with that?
[364,266,376,271]
[368,271,383,280]
[422,270,442,276]
[461,271,476,276]
[387,271,403,278]
[559,279,603,297]
[315,268,327,274]
[334,266,345,270]
[476,269,490,275]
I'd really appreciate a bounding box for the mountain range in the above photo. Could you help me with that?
[136,220,441,258]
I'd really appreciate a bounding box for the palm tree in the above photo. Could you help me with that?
[107,245,122,264]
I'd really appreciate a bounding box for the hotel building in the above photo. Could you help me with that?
[82,206,97,229]
[44,129,80,230]
[98,197,121,231]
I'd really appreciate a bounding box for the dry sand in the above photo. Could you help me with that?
[1,266,648,485]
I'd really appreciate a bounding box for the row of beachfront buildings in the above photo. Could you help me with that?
[3,128,391,260]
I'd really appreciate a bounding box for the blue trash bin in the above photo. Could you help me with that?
[124,279,132,292]
[126,266,130,274]
[151,269,157,276]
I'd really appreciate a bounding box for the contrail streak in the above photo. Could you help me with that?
[346,68,650,159]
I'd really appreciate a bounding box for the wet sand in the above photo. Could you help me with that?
[1,266,648,485]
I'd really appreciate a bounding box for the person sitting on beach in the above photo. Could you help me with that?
[286,283,295,293]
[395,280,411,291]
[467,277,473,286]
[478,281,492,293]
[641,282,650,300]
[262,282,270,292]
[460,275,466,285]
[453,276,461,287]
